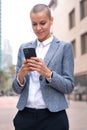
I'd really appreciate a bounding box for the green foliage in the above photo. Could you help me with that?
[0,65,16,94]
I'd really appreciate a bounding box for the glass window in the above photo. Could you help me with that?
[80,0,87,20]
[71,40,76,57]
[69,8,75,29]
[81,32,87,54]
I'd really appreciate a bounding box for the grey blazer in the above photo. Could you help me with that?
[12,36,74,112]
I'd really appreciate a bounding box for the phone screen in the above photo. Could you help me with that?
[23,48,36,59]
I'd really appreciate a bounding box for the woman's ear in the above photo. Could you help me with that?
[50,16,54,25]
[50,17,54,34]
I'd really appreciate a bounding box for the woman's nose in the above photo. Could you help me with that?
[36,24,41,30]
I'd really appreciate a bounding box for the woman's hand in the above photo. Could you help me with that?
[18,57,52,84]
[26,57,52,78]
[17,59,33,84]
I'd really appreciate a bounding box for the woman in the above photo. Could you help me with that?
[12,4,74,130]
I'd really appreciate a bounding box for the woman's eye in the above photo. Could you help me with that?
[32,23,37,26]
[32,21,46,26]
[40,22,46,25]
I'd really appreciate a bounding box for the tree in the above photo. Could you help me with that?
[0,70,9,93]
[0,65,16,94]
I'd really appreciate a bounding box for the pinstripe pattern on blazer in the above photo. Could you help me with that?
[12,36,74,112]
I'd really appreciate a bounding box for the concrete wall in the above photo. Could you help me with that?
[52,0,87,77]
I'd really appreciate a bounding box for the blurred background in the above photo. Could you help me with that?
[0,0,87,130]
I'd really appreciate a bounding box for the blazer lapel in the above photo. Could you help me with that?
[30,37,60,67]
[44,37,60,66]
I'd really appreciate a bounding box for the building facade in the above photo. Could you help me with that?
[52,0,87,87]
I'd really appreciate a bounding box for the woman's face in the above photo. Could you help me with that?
[30,11,53,42]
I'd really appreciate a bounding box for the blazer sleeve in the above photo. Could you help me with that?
[12,44,26,94]
[48,42,74,94]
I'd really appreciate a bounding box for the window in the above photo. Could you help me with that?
[69,8,75,29]
[71,40,76,57]
[80,0,87,20]
[81,32,87,54]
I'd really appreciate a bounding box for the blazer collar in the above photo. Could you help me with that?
[31,36,60,66]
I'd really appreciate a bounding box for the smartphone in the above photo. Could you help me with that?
[23,48,36,59]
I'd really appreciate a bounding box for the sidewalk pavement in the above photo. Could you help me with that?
[67,100,87,130]
[0,96,87,130]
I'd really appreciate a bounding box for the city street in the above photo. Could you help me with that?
[0,96,87,130]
